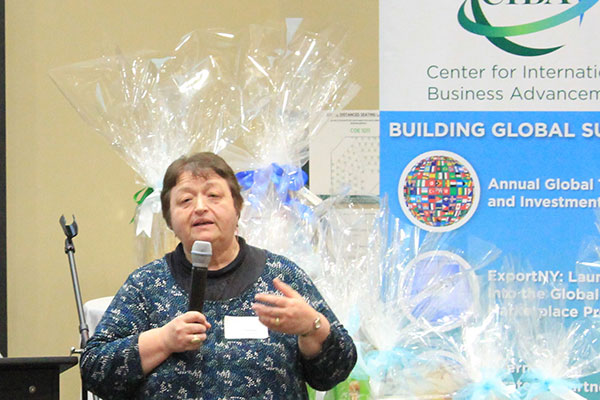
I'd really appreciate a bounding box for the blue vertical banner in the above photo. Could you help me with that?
[380,0,600,397]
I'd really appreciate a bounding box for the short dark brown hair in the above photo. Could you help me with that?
[161,152,243,227]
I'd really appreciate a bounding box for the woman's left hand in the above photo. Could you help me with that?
[252,278,323,336]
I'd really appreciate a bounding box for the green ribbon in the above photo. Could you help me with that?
[130,187,155,223]
[458,0,598,38]
[458,0,598,56]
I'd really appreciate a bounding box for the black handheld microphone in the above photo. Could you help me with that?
[189,241,212,313]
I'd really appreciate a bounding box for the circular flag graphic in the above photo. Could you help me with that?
[400,250,479,332]
[399,151,480,232]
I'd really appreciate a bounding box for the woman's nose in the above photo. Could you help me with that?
[194,196,207,212]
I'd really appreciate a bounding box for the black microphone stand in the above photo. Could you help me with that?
[59,215,99,400]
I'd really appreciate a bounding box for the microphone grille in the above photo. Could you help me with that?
[191,241,212,268]
[192,240,212,256]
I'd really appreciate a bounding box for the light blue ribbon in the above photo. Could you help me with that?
[236,163,311,218]
[363,347,414,382]
[455,371,516,400]
[519,370,582,400]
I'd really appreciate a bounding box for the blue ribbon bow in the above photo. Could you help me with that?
[455,371,516,400]
[236,163,311,218]
[519,370,582,400]
[363,347,414,382]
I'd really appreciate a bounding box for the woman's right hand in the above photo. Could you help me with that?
[159,311,212,353]
[139,311,211,374]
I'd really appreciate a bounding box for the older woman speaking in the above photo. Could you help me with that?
[81,152,357,399]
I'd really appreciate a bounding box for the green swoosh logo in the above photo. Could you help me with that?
[458,0,598,56]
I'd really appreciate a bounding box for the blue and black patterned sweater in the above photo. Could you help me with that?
[81,251,356,399]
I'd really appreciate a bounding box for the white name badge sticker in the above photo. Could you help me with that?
[224,316,269,340]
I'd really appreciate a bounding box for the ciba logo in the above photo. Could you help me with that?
[458,0,599,56]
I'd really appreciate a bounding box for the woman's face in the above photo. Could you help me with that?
[169,170,239,257]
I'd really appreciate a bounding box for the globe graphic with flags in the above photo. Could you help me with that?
[400,152,479,232]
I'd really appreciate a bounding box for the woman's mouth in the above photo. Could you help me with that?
[192,220,213,227]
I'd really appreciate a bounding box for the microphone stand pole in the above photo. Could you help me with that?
[60,215,98,400]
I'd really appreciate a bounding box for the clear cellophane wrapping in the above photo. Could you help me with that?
[499,253,600,400]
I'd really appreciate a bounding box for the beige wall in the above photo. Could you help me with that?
[5,0,378,398]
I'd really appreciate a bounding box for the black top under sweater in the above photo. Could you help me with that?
[166,236,267,301]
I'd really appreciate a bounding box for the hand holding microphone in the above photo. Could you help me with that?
[138,241,213,371]
[171,240,213,349]
[159,311,211,353]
